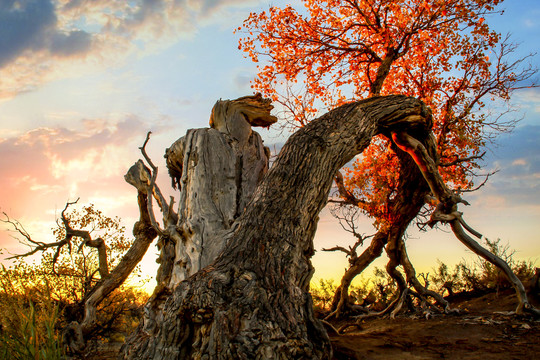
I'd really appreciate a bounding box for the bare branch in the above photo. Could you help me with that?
[450,219,539,316]
[334,170,366,207]
[3,199,110,279]
[138,132,178,234]
[322,245,351,255]
[1,212,67,260]
[458,170,498,193]
[392,129,538,316]
[439,151,486,167]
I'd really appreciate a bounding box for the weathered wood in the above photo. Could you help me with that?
[164,94,274,287]
[122,95,432,359]
[131,94,276,342]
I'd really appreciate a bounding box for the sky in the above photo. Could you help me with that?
[0,0,539,291]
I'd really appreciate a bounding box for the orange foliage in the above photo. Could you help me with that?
[238,0,531,229]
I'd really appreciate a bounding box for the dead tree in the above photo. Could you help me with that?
[135,93,277,339]
[120,95,447,359]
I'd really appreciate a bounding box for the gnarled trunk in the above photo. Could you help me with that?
[328,148,430,318]
[122,95,432,359]
[137,93,276,340]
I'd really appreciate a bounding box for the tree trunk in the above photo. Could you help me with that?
[137,94,275,339]
[328,147,430,318]
[165,125,270,287]
[122,95,432,359]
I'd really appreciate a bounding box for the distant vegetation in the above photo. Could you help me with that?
[311,238,538,314]
[0,204,149,358]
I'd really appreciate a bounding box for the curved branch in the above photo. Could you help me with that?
[391,129,538,316]
[450,219,539,317]
[439,151,486,167]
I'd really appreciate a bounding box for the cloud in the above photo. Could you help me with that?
[470,124,540,208]
[0,0,258,99]
[50,30,93,56]
[0,115,150,220]
[515,88,540,114]
[0,0,92,67]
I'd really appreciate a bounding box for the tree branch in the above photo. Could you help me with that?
[138,132,178,234]
[3,199,109,278]
[439,151,486,167]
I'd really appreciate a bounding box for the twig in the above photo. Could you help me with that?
[439,151,486,167]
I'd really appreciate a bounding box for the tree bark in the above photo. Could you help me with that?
[122,95,432,359]
[328,146,431,319]
[133,94,276,346]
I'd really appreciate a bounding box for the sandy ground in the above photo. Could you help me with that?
[331,291,540,360]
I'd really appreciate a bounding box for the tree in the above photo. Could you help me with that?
[238,0,538,318]
[119,95,435,358]
[120,93,539,359]
[1,202,149,352]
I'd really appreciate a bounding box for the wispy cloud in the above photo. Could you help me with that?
[0,115,152,220]
[470,124,540,209]
[0,0,258,99]
[515,89,540,114]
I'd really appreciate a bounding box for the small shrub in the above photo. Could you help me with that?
[0,266,63,359]
[311,279,337,312]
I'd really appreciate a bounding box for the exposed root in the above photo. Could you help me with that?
[337,290,406,334]
[321,320,340,335]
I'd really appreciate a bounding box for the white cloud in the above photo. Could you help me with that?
[512,158,528,166]
[0,0,261,99]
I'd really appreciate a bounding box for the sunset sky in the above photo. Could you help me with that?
[1,0,539,290]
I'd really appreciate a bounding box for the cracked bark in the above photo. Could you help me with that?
[121,95,433,359]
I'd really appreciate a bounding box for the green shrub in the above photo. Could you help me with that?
[431,238,537,295]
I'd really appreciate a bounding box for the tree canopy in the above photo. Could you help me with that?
[239,0,535,227]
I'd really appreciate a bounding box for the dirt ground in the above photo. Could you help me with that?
[330,290,540,360]
[86,290,539,359]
